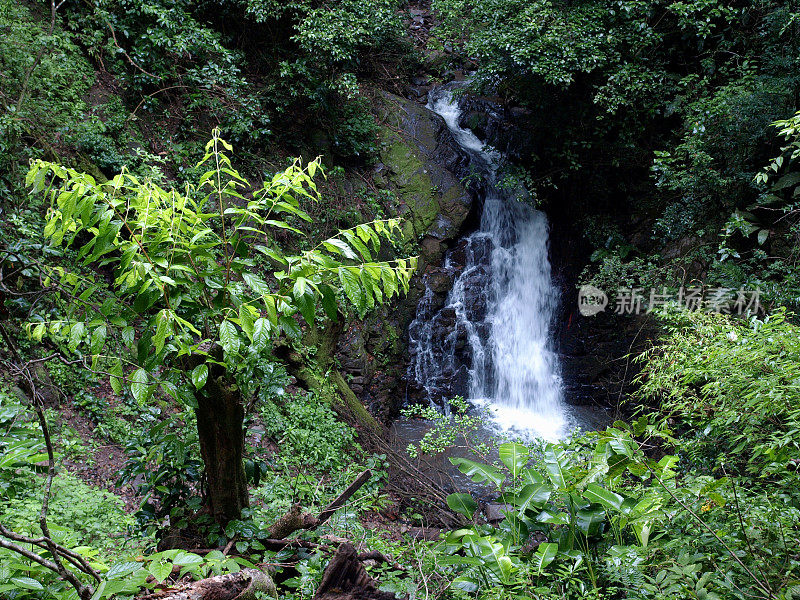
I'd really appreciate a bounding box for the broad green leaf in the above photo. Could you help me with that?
[319,284,338,321]
[149,560,173,584]
[543,445,568,488]
[153,311,170,354]
[469,537,515,584]
[584,483,625,512]
[219,320,240,355]
[106,561,143,580]
[130,368,149,404]
[172,552,204,566]
[339,268,365,314]
[279,315,301,339]
[499,442,529,477]
[576,505,606,536]
[437,555,483,566]
[533,543,558,575]
[451,576,480,592]
[109,360,124,395]
[242,272,272,297]
[122,326,135,348]
[773,171,800,190]
[446,493,478,519]
[515,483,553,514]
[449,457,505,488]
[238,305,256,339]
[90,325,107,354]
[324,238,357,259]
[252,318,271,351]
[537,510,570,525]
[11,577,44,591]
[633,520,652,548]
[522,468,545,485]
[191,364,209,390]
[294,291,316,326]
[68,321,85,351]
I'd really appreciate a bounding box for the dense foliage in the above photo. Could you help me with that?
[432,0,800,305]
[3,0,800,599]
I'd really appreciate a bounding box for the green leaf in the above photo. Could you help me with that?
[469,537,515,584]
[238,305,256,339]
[294,291,316,326]
[515,483,553,513]
[153,311,170,355]
[219,320,240,355]
[90,325,107,354]
[279,315,301,339]
[149,560,173,584]
[191,364,209,390]
[522,468,545,485]
[499,442,529,478]
[449,457,505,488]
[252,318,271,351]
[583,483,625,512]
[11,577,44,591]
[533,543,558,575]
[68,321,85,351]
[106,561,143,579]
[324,238,357,259]
[319,284,338,321]
[122,326,135,348]
[451,576,480,592]
[576,505,606,536]
[537,510,570,525]
[446,493,478,519]
[130,368,149,404]
[172,552,204,567]
[242,272,272,297]
[339,268,365,314]
[543,445,568,488]
[109,360,124,395]
[773,171,800,191]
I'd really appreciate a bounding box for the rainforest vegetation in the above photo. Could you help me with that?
[1,0,800,599]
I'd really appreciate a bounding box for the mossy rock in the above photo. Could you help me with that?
[375,92,473,246]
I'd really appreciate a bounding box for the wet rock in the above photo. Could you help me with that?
[485,503,512,523]
[426,269,454,294]
[433,307,457,330]
[419,236,445,265]
[376,91,474,242]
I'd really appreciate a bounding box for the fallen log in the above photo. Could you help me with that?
[136,568,275,600]
[266,470,373,540]
[314,543,401,600]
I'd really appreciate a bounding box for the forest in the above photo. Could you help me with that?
[1,0,799,599]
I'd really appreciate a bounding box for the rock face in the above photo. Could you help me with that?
[334,88,651,422]
[376,91,476,263]
[333,92,477,420]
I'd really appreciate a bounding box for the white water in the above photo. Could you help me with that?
[409,88,568,441]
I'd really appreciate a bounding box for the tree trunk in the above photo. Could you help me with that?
[195,371,249,525]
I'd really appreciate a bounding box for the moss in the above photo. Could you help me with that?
[287,323,383,436]
[73,153,110,184]
[378,127,441,240]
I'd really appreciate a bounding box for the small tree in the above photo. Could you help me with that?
[26,130,415,524]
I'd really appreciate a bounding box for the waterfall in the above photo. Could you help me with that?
[408,87,568,441]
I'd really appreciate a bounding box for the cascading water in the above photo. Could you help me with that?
[408,87,569,441]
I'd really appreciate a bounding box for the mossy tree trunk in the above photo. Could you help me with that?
[193,360,249,525]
